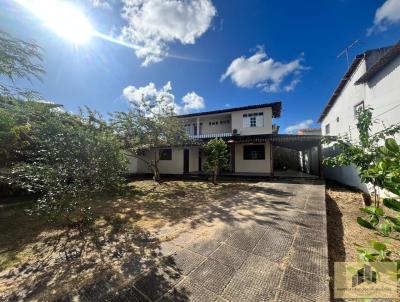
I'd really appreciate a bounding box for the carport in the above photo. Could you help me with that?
[270,134,323,178]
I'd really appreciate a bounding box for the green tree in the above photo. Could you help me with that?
[0,30,44,99]
[8,106,127,225]
[203,138,229,184]
[111,98,189,182]
[0,30,45,168]
[0,98,62,168]
[355,140,400,271]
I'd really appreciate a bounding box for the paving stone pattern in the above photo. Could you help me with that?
[76,180,329,302]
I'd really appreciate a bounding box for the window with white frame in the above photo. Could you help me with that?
[184,124,191,135]
[325,123,330,135]
[243,112,263,128]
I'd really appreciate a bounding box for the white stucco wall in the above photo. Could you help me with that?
[321,60,366,140]
[158,148,184,174]
[231,107,273,135]
[234,142,272,174]
[321,54,400,192]
[180,106,273,137]
[180,114,231,135]
[128,148,184,174]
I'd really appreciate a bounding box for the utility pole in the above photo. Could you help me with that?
[337,40,359,68]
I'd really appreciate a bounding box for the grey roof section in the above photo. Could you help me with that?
[318,44,395,123]
[355,41,400,85]
[178,101,282,119]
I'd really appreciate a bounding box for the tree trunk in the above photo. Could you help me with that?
[212,168,218,185]
[153,165,160,183]
[153,149,160,183]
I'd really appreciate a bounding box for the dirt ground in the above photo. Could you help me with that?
[0,180,261,301]
[326,181,400,302]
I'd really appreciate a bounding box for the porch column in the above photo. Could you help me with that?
[196,117,200,137]
[318,142,323,178]
[270,142,274,176]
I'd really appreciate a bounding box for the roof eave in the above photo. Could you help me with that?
[317,55,364,123]
[177,101,282,119]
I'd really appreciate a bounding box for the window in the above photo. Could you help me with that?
[184,124,191,135]
[159,149,172,160]
[354,101,364,118]
[250,116,256,127]
[243,112,264,128]
[243,145,265,160]
[325,124,330,135]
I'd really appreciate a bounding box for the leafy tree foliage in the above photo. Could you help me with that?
[111,98,189,182]
[203,138,229,184]
[0,98,62,168]
[4,101,127,224]
[0,31,44,99]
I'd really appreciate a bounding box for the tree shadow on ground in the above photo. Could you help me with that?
[0,178,322,301]
[1,222,192,301]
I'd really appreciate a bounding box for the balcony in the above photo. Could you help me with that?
[189,132,232,139]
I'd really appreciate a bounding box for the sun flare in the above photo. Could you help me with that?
[16,0,93,44]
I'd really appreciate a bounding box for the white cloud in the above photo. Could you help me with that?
[221,47,306,93]
[284,78,300,92]
[285,119,313,134]
[120,0,216,66]
[88,0,112,9]
[122,82,205,115]
[123,81,177,114]
[182,91,205,112]
[368,0,400,34]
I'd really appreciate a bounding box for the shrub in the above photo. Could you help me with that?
[203,138,229,184]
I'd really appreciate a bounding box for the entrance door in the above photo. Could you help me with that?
[184,149,189,173]
[198,149,202,172]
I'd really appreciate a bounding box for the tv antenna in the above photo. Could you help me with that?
[337,40,359,68]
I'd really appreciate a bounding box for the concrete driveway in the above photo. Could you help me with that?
[92,180,329,302]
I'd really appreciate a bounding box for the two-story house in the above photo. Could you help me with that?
[129,102,280,175]
[319,40,400,191]
[129,101,323,177]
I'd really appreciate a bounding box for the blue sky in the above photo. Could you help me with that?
[1,0,399,132]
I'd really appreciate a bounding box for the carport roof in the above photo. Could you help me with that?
[269,134,322,151]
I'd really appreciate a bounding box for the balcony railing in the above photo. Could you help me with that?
[189,132,232,139]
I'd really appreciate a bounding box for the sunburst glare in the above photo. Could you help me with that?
[16,0,94,44]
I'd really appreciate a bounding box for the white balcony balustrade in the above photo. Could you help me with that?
[189,132,232,139]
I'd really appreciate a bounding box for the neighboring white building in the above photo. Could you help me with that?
[128,101,322,177]
[297,128,321,136]
[318,41,400,191]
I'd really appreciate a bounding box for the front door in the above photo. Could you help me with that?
[184,149,189,173]
[198,149,202,172]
